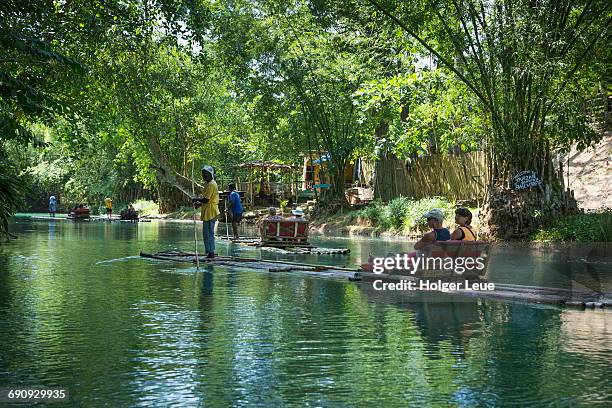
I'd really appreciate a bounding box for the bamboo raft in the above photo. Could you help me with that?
[355,271,612,308]
[28,216,151,223]
[219,236,350,254]
[140,251,359,278]
[139,251,611,309]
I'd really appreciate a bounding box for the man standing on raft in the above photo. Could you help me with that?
[104,196,113,220]
[227,183,243,240]
[192,165,220,259]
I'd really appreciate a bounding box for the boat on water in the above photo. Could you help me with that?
[359,240,491,280]
[260,217,310,247]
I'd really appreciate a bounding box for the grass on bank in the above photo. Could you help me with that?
[345,197,462,235]
[330,197,611,242]
[532,211,611,242]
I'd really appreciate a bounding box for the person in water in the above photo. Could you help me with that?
[227,183,243,239]
[192,165,220,259]
[451,207,477,241]
[414,208,450,250]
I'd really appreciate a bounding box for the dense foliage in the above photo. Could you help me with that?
[1,0,609,238]
[352,197,458,233]
[532,211,612,242]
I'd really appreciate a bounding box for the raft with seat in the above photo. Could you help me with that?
[67,206,91,220]
[360,240,491,280]
[140,251,359,277]
[219,216,349,254]
[261,218,310,247]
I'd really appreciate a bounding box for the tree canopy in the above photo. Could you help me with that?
[1,0,609,237]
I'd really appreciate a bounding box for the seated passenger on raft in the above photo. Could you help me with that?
[451,207,477,241]
[413,208,451,250]
[360,208,451,272]
[288,207,306,220]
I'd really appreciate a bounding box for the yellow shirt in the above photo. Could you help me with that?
[459,225,477,241]
[104,198,113,209]
[200,179,220,221]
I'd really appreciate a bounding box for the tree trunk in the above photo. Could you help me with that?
[480,159,579,240]
[145,133,202,198]
[157,182,186,213]
[332,159,347,204]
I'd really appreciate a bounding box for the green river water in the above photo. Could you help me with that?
[0,216,610,407]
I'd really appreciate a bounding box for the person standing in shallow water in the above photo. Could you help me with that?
[192,165,220,259]
[48,195,57,218]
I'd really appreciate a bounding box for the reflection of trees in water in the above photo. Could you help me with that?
[471,303,567,404]
[568,243,611,296]
[358,281,603,404]
[411,302,481,350]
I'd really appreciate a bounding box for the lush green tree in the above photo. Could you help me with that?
[355,69,486,158]
[364,0,611,236]
[208,0,382,202]
[0,0,87,237]
[2,0,608,231]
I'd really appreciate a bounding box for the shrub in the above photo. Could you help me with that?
[353,196,457,233]
[0,164,22,240]
[357,200,385,225]
[133,199,159,217]
[386,196,412,229]
[532,211,612,242]
[402,197,456,232]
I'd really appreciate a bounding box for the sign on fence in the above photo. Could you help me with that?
[512,171,542,190]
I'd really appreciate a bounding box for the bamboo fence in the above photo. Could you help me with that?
[374,151,489,202]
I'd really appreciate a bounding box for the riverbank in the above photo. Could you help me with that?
[310,197,475,239]
[15,197,610,243]
[310,198,611,242]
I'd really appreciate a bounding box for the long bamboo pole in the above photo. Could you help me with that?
[191,160,200,271]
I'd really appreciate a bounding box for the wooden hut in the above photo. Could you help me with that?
[301,153,374,205]
[232,161,300,207]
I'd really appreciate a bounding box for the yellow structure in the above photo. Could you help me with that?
[301,153,355,190]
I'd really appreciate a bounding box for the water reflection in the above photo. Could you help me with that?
[0,218,610,406]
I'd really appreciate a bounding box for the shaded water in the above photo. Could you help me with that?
[1,217,610,406]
